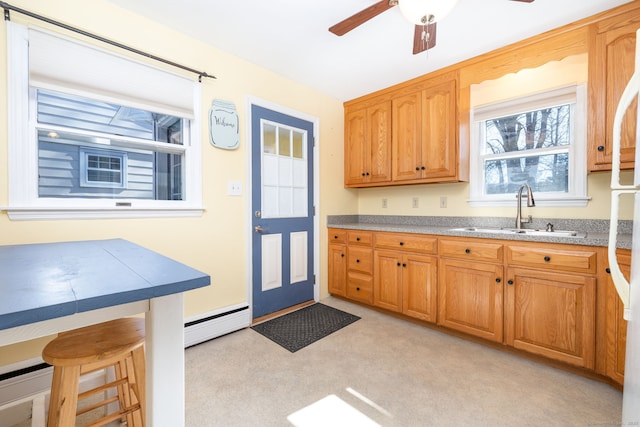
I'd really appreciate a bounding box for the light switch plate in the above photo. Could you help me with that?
[227,180,242,196]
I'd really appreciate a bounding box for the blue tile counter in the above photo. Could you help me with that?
[327,215,633,249]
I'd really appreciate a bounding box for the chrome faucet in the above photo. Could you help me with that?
[515,184,535,229]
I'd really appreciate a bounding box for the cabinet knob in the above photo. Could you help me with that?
[421,166,426,170]
[402,263,407,267]
[366,172,370,176]
[508,280,514,285]
[341,253,345,257]
[356,237,360,241]
[415,166,420,171]
[399,242,404,246]
[465,248,471,254]
[496,278,501,283]
[397,262,401,267]
[544,256,551,262]
[606,267,611,274]
[361,172,366,176]
[333,235,338,239]
[356,259,360,263]
[356,287,361,291]
[597,145,605,152]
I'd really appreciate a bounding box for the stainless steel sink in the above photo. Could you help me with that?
[449,227,586,238]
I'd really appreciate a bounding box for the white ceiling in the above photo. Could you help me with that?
[108,0,633,102]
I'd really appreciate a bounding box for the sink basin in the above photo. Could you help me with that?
[450,227,586,238]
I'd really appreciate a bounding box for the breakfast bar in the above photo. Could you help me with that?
[0,238,211,427]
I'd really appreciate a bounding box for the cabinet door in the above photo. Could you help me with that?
[589,18,639,171]
[403,253,437,323]
[367,102,392,183]
[605,250,631,384]
[421,80,457,179]
[328,243,347,297]
[374,250,403,312]
[392,92,422,181]
[344,108,368,185]
[438,258,504,343]
[505,268,596,369]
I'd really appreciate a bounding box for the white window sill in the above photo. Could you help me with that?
[467,196,591,208]
[2,206,205,221]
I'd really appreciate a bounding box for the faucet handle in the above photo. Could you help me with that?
[546,222,554,232]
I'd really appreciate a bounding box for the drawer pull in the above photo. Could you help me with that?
[333,235,338,239]
[399,242,404,246]
[356,287,361,291]
[544,256,551,262]
[465,248,471,254]
[356,237,361,241]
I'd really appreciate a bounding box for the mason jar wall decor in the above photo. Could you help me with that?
[209,99,239,150]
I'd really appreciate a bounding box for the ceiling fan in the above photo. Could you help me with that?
[329,0,536,55]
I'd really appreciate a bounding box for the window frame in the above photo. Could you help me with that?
[468,84,589,207]
[79,148,128,189]
[5,23,203,220]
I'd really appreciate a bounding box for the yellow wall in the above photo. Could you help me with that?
[357,54,634,220]
[0,0,356,365]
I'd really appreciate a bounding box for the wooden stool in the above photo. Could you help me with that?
[42,318,146,427]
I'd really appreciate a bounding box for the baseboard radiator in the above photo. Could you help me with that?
[0,303,251,418]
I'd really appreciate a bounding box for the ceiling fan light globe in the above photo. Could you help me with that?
[398,0,459,25]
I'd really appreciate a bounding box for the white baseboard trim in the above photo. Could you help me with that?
[184,303,251,348]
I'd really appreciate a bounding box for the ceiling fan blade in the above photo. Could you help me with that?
[329,0,396,36]
[413,22,437,55]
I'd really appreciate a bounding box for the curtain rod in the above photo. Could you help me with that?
[1,1,216,82]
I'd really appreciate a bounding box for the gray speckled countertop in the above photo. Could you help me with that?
[327,215,633,249]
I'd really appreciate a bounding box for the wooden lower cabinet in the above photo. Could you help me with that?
[437,258,504,343]
[328,243,347,297]
[374,250,437,322]
[505,267,596,369]
[604,249,631,385]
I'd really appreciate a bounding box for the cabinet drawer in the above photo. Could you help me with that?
[328,228,347,244]
[375,232,437,254]
[507,245,597,274]
[348,247,373,273]
[439,239,503,263]
[348,231,373,245]
[347,272,373,304]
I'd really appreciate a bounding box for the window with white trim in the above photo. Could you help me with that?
[469,85,588,207]
[6,22,202,219]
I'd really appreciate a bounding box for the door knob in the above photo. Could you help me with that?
[254,225,269,233]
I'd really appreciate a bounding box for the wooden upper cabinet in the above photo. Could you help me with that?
[344,101,392,187]
[392,79,458,183]
[588,12,640,171]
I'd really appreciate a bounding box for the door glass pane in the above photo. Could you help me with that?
[263,123,276,154]
[293,131,304,159]
[279,128,291,157]
[261,120,308,218]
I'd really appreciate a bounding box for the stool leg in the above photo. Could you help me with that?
[130,347,146,427]
[47,365,81,427]
[115,359,134,426]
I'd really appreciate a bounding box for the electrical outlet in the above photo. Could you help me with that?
[382,198,388,208]
[440,196,447,208]
[412,197,419,208]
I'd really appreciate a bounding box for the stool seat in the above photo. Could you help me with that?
[43,318,146,427]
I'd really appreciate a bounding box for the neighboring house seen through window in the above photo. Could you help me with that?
[6,22,202,219]
[468,85,588,207]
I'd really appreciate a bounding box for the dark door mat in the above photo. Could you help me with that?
[251,303,360,352]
